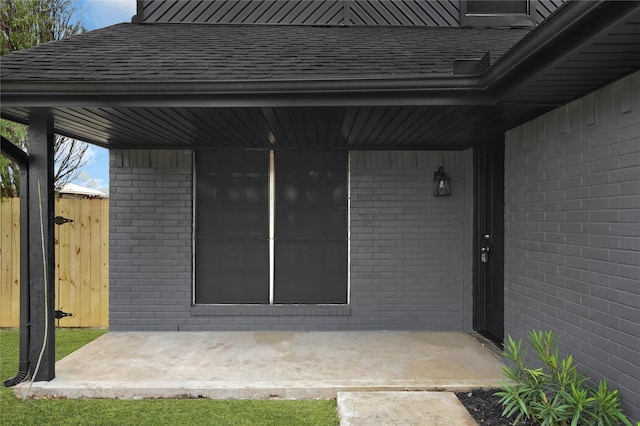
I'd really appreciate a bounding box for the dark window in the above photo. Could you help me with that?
[461,0,535,27]
[466,0,528,15]
[195,150,348,305]
[274,152,348,304]
[195,151,270,304]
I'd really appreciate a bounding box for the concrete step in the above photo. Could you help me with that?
[337,391,477,426]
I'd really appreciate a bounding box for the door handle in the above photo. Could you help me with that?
[481,245,490,263]
[480,247,489,263]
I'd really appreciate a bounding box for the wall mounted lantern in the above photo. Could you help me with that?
[433,166,451,197]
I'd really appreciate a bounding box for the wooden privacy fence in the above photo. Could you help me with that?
[1,197,109,328]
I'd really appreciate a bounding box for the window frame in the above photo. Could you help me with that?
[192,150,271,305]
[460,0,536,27]
[192,150,350,308]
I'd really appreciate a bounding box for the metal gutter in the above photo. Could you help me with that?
[0,76,491,108]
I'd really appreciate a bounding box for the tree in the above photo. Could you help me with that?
[1,0,84,54]
[1,0,89,197]
[0,121,27,197]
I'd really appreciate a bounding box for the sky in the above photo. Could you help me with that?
[71,1,137,194]
[77,0,136,31]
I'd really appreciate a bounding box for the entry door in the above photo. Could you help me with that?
[473,140,505,344]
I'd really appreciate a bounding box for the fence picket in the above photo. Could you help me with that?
[10,199,20,323]
[0,199,16,326]
[100,200,109,327]
[90,200,102,326]
[56,198,71,325]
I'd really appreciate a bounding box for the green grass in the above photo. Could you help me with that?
[0,329,338,425]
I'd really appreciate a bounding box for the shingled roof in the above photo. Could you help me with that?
[1,1,639,150]
[0,23,528,82]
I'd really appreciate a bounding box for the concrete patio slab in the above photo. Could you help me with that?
[337,391,478,426]
[15,331,505,400]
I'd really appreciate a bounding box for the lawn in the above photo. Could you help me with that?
[0,329,338,425]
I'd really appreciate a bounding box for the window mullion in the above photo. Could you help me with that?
[269,150,275,305]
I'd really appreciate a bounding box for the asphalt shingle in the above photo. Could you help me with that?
[0,23,529,82]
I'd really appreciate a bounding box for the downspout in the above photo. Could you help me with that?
[1,137,30,387]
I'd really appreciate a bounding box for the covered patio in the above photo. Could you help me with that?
[2,6,639,420]
[15,331,503,400]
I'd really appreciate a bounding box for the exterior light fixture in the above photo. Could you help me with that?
[433,166,451,197]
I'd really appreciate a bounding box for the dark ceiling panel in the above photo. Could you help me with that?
[191,108,237,147]
[125,108,189,144]
[56,110,113,139]
[51,108,136,146]
[388,107,452,147]
[366,106,413,147]
[342,107,378,146]
[203,108,261,147]
[0,98,611,152]
[242,108,277,146]
[268,109,298,147]
[356,107,398,146]
[1,105,507,150]
[415,107,465,146]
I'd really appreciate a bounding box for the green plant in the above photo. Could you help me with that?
[496,330,632,426]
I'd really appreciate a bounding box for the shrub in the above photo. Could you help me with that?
[495,330,632,426]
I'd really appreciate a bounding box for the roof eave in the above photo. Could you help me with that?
[484,0,640,99]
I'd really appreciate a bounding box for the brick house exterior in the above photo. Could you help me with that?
[109,150,474,331]
[505,72,640,416]
[105,73,640,417]
[1,0,639,419]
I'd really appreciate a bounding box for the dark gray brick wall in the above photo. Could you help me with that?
[110,150,473,332]
[505,71,640,421]
[109,150,193,331]
[349,151,473,330]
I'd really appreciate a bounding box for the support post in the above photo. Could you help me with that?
[27,115,56,381]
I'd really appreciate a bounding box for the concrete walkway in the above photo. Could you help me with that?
[338,391,478,425]
[16,331,504,422]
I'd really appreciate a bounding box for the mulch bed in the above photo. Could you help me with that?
[456,389,535,425]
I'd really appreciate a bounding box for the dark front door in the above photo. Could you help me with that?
[473,140,505,345]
